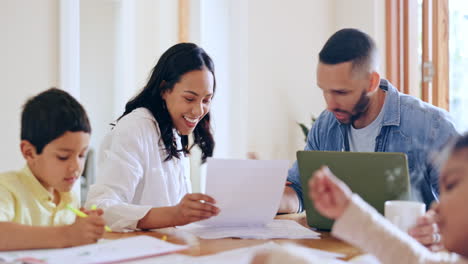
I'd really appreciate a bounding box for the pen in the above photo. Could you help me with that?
[66,204,112,232]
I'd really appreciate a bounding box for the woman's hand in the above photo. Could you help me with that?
[308,166,352,220]
[173,193,220,226]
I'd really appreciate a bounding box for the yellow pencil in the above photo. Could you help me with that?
[66,204,112,232]
[66,204,87,217]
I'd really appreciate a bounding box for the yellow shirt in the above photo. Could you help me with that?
[0,166,79,226]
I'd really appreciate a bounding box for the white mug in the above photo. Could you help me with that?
[384,201,426,233]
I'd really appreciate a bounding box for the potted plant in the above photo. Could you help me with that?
[297,116,316,142]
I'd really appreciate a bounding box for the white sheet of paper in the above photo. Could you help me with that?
[0,235,188,264]
[197,158,290,227]
[349,254,382,264]
[119,242,281,264]
[280,242,346,260]
[117,241,345,264]
[180,219,320,239]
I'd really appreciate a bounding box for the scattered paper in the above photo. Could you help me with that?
[0,235,188,264]
[179,219,320,239]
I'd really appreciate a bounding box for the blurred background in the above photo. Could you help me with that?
[1,0,467,195]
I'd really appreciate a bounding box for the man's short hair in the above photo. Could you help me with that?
[21,88,91,154]
[319,28,378,75]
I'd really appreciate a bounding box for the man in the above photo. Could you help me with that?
[279,28,458,248]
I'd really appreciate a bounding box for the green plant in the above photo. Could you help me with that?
[297,116,316,142]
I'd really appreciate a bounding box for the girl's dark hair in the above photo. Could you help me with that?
[453,133,468,153]
[118,43,215,163]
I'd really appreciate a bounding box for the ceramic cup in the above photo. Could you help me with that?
[384,200,426,233]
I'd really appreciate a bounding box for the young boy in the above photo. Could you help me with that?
[0,88,105,250]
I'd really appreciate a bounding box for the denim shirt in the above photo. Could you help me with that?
[288,79,458,211]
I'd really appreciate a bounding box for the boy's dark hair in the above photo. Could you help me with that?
[21,88,91,154]
[119,42,215,163]
[319,28,377,74]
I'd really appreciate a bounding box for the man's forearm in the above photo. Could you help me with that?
[277,186,300,214]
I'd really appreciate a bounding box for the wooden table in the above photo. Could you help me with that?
[104,213,362,262]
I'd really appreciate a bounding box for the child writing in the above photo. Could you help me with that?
[0,88,106,250]
[253,133,468,263]
[85,43,219,230]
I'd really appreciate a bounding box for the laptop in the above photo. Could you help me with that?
[297,151,412,230]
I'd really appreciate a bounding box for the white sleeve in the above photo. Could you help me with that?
[85,116,154,231]
[332,194,464,264]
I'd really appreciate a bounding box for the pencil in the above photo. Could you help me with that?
[66,204,112,232]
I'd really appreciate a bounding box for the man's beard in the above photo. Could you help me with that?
[333,90,370,124]
[349,90,370,123]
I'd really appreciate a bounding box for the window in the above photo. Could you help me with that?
[386,0,449,110]
[449,0,468,131]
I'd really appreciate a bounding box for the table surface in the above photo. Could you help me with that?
[104,213,362,261]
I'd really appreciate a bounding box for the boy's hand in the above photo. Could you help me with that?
[65,214,105,247]
[80,207,104,216]
[308,166,352,220]
[173,193,219,226]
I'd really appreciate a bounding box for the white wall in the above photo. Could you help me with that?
[190,0,387,165]
[80,0,117,153]
[0,0,59,171]
[0,0,386,179]
[243,0,335,162]
[80,0,180,157]
[334,0,387,77]
[134,0,178,92]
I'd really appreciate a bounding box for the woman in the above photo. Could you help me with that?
[86,43,219,231]
[254,133,468,263]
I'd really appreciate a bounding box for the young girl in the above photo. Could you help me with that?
[85,43,219,231]
[254,133,468,263]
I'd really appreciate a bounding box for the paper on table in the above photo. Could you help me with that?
[118,242,279,264]
[197,158,290,227]
[179,219,320,239]
[0,235,188,264]
[118,241,345,264]
[349,254,382,264]
[279,242,346,260]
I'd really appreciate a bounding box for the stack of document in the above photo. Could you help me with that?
[180,219,319,239]
[180,158,320,239]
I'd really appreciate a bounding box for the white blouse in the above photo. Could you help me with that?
[85,108,191,231]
